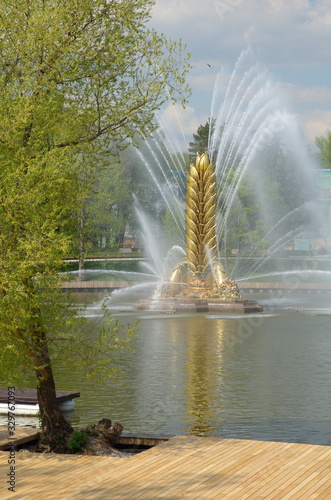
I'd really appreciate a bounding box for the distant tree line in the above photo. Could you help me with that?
[83,120,330,261]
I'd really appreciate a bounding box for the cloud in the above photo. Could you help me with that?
[283,84,331,107]
[188,69,219,93]
[150,0,331,148]
[151,0,214,25]
[299,109,331,144]
[157,104,209,150]
[151,0,331,67]
[307,0,331,27]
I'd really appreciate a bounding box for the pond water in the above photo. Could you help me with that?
[40,291,331,445]
[7,290,331,445]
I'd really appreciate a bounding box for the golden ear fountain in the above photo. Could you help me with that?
[138,153,263,313]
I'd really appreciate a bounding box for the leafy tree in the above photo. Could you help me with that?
[82,140,166,254]
[84,162,132,251]
[133,143,188,251]
[316,131,331,168]
[220,172,285,263]
[0,0,190,443]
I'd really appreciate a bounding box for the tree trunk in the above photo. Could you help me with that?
[36,359,73,435]
[78,207,85,279]
[21,276,73,437]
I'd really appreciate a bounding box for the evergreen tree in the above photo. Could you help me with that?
[188,120,212,161]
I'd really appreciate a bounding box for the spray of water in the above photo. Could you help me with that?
[99,51,328,299]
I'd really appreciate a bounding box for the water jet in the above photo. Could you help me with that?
[69,53,329,314]
[137,152,263,313]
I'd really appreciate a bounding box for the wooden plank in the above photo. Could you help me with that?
[286,465,331,500]
[127,438,237,499]
[0,426,40,451]
[314,479,331,500]
[92,439,330,500]
[109,440,279,500]
[10,454,115,499]
[241,443,329,499]
[185,441,293,499]
[0,388,80,404]
[180,440,291,500]
[117,432,171,447]
[259,444,331,499]
[72,437,229,499]
[1,436,331,499]
[102,437,218,496]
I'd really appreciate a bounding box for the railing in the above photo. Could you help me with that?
[61,281,331,292]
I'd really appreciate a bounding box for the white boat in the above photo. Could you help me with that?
[0,388,80,416]
[0,399,75,416]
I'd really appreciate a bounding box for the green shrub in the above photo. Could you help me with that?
[67,431,89,453]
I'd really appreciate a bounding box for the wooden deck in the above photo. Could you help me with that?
[0,427,40,451]
[0,388,80,405]
[1,436,331,499]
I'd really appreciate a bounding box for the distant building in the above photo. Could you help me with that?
[119,236,142,253]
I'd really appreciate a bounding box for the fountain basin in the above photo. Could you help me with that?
[137,297,263,314]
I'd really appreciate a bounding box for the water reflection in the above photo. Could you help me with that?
[8,293,331,446]
[181,317,228,436]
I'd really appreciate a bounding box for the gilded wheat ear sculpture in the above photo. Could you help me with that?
[138,150,262,312]
[186,152,217,274]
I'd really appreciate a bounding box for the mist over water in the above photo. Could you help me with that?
[130,49,328,288]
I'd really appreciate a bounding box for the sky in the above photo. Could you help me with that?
[149,0,331,151]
